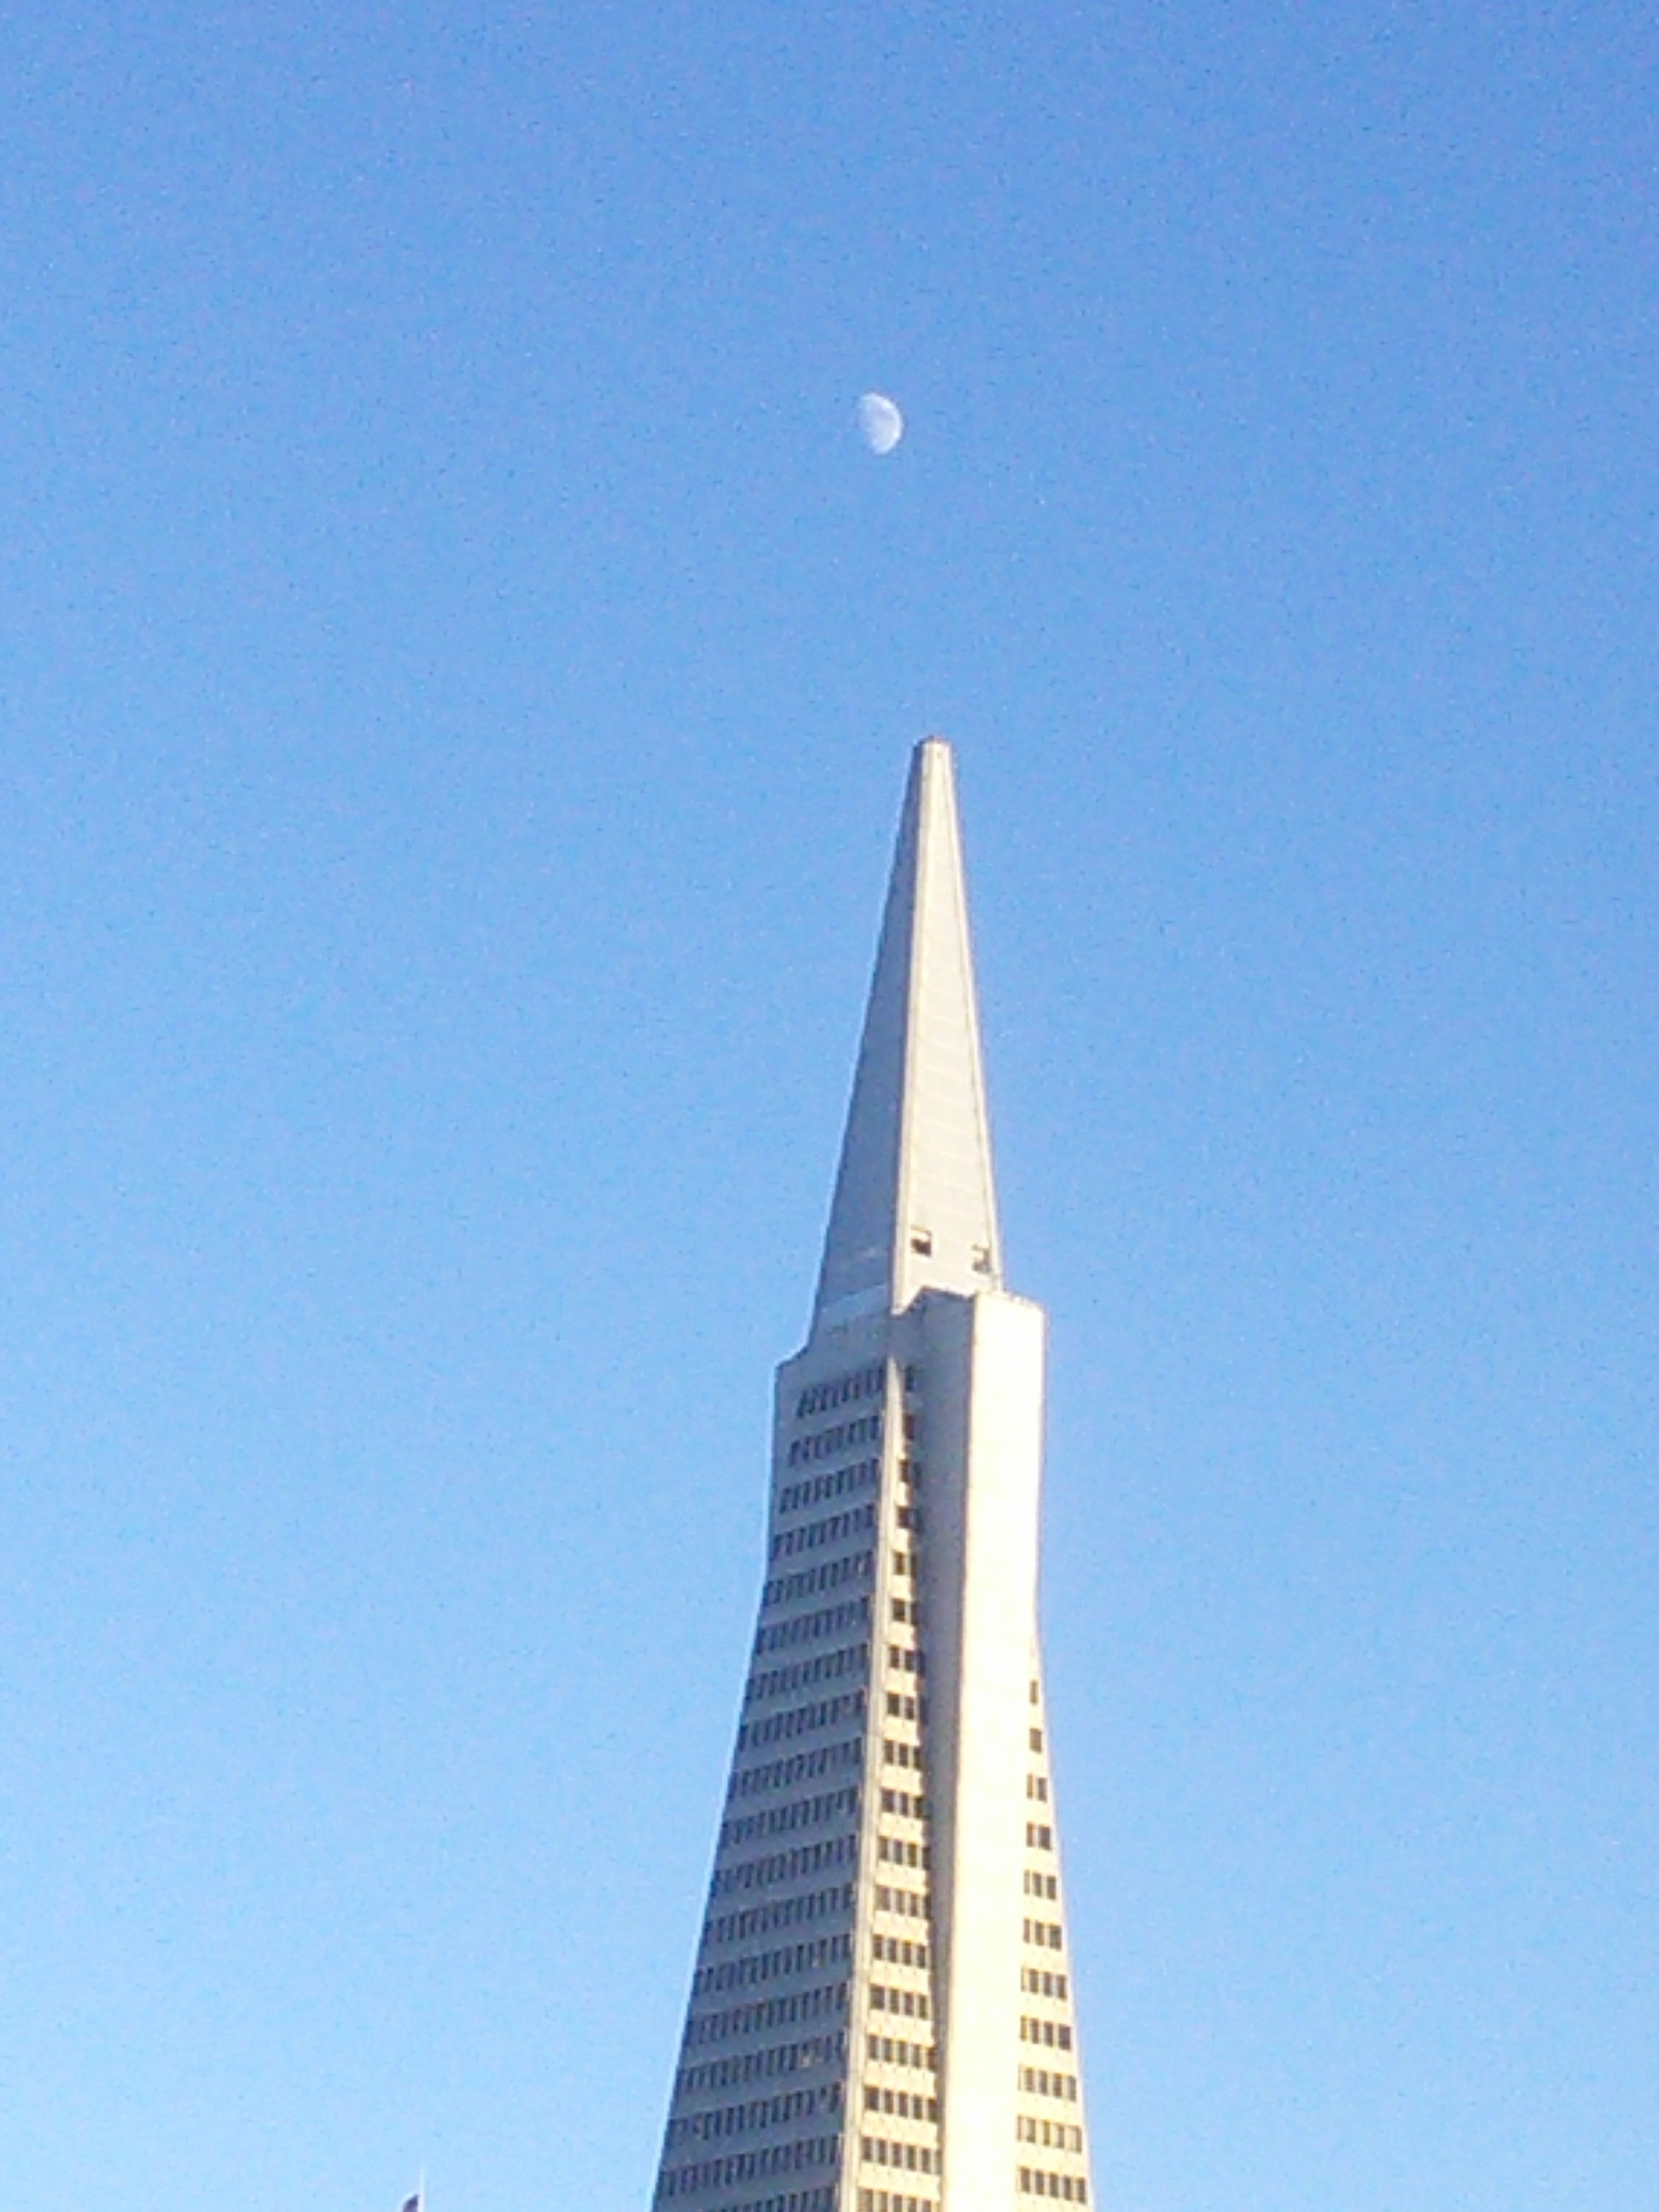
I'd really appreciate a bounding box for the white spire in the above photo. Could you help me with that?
[812,737,1003,1331]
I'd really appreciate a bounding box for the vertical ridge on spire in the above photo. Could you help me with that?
[812,738,1002,1332]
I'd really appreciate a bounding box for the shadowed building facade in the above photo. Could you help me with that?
[652,739,1094,2212]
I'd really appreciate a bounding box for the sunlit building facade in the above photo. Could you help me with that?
[651,739,1094,2212]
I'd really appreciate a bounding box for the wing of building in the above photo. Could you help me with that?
[651,739,1093,2212]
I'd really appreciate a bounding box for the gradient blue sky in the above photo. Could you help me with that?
[2,6,1656,2209]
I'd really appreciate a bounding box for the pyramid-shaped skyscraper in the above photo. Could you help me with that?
[652,739,1093,2212]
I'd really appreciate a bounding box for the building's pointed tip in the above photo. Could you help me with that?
[812,737,1003,1334]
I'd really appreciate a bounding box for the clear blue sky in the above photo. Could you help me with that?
[2,5,1655,2209]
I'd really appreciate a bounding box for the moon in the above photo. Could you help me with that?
[857,391,905,456]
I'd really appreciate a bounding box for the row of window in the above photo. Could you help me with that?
[1023,1918,1062,1950]
[770,1501,876,1563]
[659,2134,839,2198]
[745,1639,868,1709]
[692,1932,853,1999]
[704,1882,854,1951]
[684,1982,848,2048]
[754,1597,870,1657]
[728,1738,863,1803]
[677,2030,845,2096]
[1018,2169,1087,2202]
[1024,1871,1058,1899]
[720,1784,859,1852]
[882,1787,928,1820]
[865,2087,938,2121]
[1019,2067,1079,2102]
[670,2096,1077,2165]
[1027,1775,1050,1802]
[1017,2117,1084,2151]
[673,2068,1075,2131]
[1022,1970,1068,1999]
[890,1598,920,1625]
[737,1689,865,1754]
[874,1883,928,1920]
[867,2034,935,2071]
[666,2084,839,2148]
[888,1644,923,1676]
[1027,1823,1054,1850]
[795,1366,884,1420]
[711,1833,858,1900]
[1030,1727,1045,1750]
[857,2191,936,2212]
[1021,2017,1074,2050]
[713,2189,835,2212]
[763,1550,874,1610]
[884,1737,923,1773]
[777,1457,879,1517]
[870,1982,931,2019]
[877,1836,928,1870]
[786,1412,883,1467]
[717,2190,834,2212]
[885,1691,922,1720]
[863,2138,939,2175]
[871,1934,928,1968]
